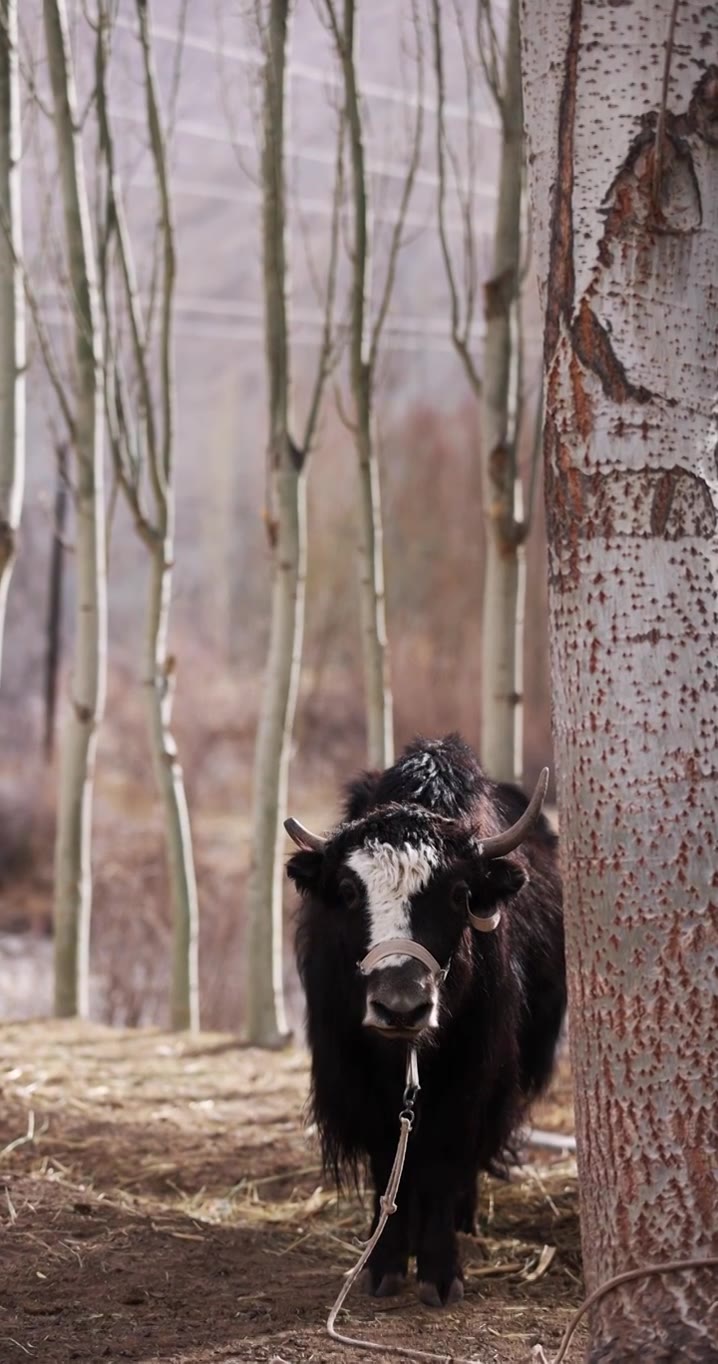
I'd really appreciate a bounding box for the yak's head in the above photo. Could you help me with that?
[287,770,548,1044]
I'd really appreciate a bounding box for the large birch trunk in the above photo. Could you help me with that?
[522,2,718,1357]
[45,0,107,1019]
[245,0,302,1046]
[343,0,393,771]
[480,0,524,783]
[0,0,25,683]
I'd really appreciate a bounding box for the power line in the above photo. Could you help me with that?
[112,14,501,132]
[38,306,541,357]
[113,105,497,203]
[128,170,487,239]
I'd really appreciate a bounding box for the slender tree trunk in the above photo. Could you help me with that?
[341,0,394,770]
[135,0,200,1032]
[44,447,68,762]
[245,0,301,1046]
[356,405,393,769]
[522,2,718,1357]
[45,0,107,1019]
[0,0,25,684]
[145,537,199,1031]
[480,0,524,783]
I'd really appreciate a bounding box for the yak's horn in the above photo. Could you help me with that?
[479,768,549,858]
[284,818,327,853]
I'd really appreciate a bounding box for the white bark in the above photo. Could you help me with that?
[479,0,525,783]
[326,0,398,771]
[432,0,526,784]
[0,0,25,683]
[97,0,200,1031]
[245,0,301,1046]
[137,0,199,1032]
[145,544,199,1031]
[522,1,718,1357]
[45,0,107,1020]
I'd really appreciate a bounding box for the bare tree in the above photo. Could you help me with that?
[44,0,108,1019]
[522,0,718,1356]
[95,0,199,1031]
[323,0,423,770]
[432,0,537,784]
[0,0,25,683]
[44,445,68,762]
[245,0,342,1045]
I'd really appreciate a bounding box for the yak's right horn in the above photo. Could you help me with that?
[284,818,327,853]
[479,768,549,858]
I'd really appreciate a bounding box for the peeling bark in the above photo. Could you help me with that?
[0,0,25,684]
[522,1,718,1357]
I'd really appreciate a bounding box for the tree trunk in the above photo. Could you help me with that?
[136,0,200,1032]
[480,0,524,783]
[522,2,718,1357]
[245,0,300,1046]
[44,447,68,762]
[45,0,107,1019]
[341,0,394,770]
[356,405,393,769]
[0,0,25,684]
[145,539,199,1032]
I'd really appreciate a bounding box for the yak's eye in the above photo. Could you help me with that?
[339,876,361,909]
[450,880,470,912]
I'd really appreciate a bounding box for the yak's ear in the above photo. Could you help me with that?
[286,849,324,895]
[482,856,526,905]
[464,854,526,911]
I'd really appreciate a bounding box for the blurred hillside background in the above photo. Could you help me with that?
[0,0,550,1030]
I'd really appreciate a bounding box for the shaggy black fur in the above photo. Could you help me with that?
[290,734,565,1307]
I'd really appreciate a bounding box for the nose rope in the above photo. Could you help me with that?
[326,1046,482,1364]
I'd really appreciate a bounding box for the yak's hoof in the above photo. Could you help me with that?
[418,1276,464,1308]
[359,1268,406,1298]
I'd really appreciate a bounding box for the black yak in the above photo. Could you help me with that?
[287,734,565,1308]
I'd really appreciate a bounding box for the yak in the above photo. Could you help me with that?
[287,734,565,1309]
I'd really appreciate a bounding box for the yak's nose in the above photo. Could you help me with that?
[369,997,433,1032]
[363,961,437,1036]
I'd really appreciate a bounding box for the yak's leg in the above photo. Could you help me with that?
[360,1147,410,1298]
[416,1184,464,1308]
[454,1179,478,1235]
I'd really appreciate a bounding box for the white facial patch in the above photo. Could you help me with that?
[348,840,439,967]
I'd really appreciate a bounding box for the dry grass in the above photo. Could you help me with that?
[0,1020,584,1364]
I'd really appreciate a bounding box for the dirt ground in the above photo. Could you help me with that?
[0,1022,585,1364]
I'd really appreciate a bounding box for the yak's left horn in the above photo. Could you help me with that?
[284,818,327,853]
[479,768,549,858]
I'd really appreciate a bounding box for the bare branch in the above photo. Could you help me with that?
[652,0,681,211]
[324,0,371,418]
[0,204,76,439]
[430,0,481,395]
[136,0,175,496]
[368,0,423,374]
[476,0,504,121]
[301,110,346,456]
[166,0,190,139]
[334,378,358,435]
[212,0,261,185]
[521,369,543,542]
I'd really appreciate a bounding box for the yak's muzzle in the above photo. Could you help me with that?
[359,939,444,1039]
